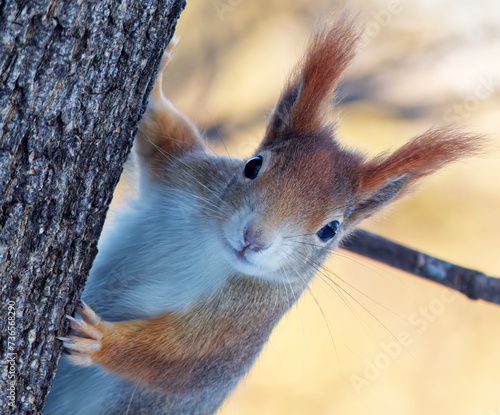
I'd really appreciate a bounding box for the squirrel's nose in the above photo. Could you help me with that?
[242,226,269,253]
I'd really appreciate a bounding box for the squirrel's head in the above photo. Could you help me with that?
[216,12,482,281]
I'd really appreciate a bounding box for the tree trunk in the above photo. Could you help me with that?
[0,0,185,413]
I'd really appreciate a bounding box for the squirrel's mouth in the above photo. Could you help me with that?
[223,240,251,265]
[218,235,262,275]
[232,247,250,264]
[218,234,291,281]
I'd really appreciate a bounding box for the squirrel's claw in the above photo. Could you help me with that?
[66,315,102,340]
[75,300,100,325]
[59,302,103,367]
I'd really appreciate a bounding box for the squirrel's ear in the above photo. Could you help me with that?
[346,127,484,226]
[261,11,359,147]
[347,174,409,226]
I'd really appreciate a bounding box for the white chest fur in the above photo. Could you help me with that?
[83,184,234,320]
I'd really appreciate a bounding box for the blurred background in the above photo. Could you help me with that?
[126,1,500,414]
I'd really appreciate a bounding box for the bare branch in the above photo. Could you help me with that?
[342,229,500,305]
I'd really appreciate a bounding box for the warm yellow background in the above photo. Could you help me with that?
[127,1,500,414]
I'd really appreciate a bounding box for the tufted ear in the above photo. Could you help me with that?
[346,127,484,226]
[261,11,360,147]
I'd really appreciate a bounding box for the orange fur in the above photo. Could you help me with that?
[135,41,205,177]
[256,133,363,231]
[91,313,200,393]
[71,279,288,395]
[53,13,487,415]
[359,126,484,193]
[290,12,359,134]
[262,11,359,145]
[105,22,485,392]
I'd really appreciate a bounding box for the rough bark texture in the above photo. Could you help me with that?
[342,229,500,305]
[0,0,185,413]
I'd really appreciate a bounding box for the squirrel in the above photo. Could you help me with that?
[45,12,483,415]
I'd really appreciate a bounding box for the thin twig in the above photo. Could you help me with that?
[341,229,500,306]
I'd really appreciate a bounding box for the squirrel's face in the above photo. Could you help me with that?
[203,12,482,283]
[216,134,361,282]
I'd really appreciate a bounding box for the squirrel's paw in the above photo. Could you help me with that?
[58,300,103,367]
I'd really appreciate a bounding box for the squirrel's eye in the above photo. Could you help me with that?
[316,220,339,242]
[244,156,263,179]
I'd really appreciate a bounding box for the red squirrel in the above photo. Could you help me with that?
[45,12,482,415]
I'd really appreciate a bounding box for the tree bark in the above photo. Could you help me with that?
[0,0,185,413]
